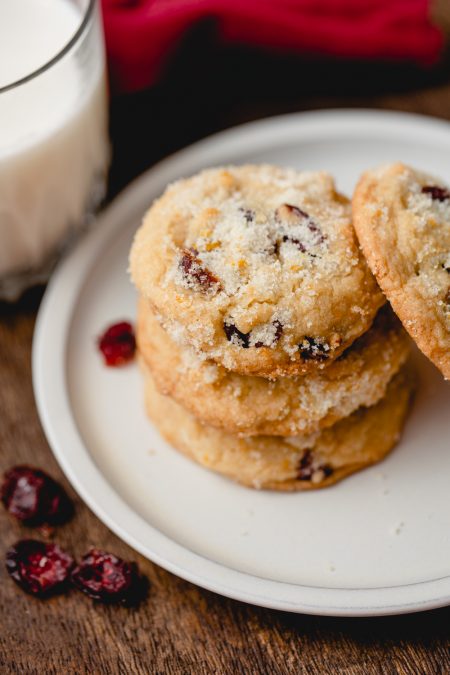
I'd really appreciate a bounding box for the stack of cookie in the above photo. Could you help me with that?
[130,165,414,490]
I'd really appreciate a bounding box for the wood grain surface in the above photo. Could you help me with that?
[1,5,450,673]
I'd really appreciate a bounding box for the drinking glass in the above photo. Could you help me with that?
[0,0,110,300]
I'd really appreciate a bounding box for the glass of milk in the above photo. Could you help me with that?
[0,0,110,300]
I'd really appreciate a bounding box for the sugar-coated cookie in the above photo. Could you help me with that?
[138,299,410,436]
[353,162,450,379]
[130,165,383,377]
[142,364,414,491]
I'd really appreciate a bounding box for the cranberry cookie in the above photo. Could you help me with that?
[142,364,414,491]
[353,162,450,379]
[137,300,410,436]
[130,165,383,378]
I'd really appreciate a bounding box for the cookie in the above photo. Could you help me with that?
[142,363,415,491]
[353,162,450,379]
[137,299,410,436]
[130,165,384,378]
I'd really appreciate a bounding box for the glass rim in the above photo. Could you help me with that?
[0,0,96,94]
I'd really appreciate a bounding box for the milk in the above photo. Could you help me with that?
[0,0,109,290]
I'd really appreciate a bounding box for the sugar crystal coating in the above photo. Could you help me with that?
[137,301,411,437]
[130,165,383,377]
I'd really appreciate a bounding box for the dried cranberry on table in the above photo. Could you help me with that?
[71,549,145,605]
[5,539,74,597]
[1,465,73,525]
[98,321,136,366]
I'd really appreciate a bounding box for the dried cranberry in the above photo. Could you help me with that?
[1,466,73,526]
[254,320,283,348]
[239,207,255,223]
[179,248,221,293]
[297,451,315,480]
[274,320,283,340]
[275,204,325,252]
[421,186,450,202]
[98,322,136,366]
[6,539,74,597]
[266,239,279,256]
[223,322,250,348]
[71,549,144,605]
[224,320,284,349]
[281,235,306,252]
[297,451,332,482]
[299,337,330,361]
[275,204,310,222]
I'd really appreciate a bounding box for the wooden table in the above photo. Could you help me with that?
[1,12,450,673]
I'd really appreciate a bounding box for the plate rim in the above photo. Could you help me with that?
[33,108,450,616]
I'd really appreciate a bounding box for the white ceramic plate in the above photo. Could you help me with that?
[33,110,450,616]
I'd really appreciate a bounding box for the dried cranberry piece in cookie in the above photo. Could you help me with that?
[98,322,136,366]
[223,322,250,348]
[71,549,145,605]
[224,320,283,349]
[275,204,325,252]
[281,235,306,252]
[253,320,283,348]
[266,240,279,256]
[421,186,450,202]
[299,337,330,361]
[1,465,73,525]
[6,539,74,597]
[297,451,333,483]
[238,207,255,223]
[275,203,310,223]
[179,248,221,293]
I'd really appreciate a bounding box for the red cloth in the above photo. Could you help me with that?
[101,0,443,93]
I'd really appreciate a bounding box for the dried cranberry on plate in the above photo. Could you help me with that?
[98,321,136,366]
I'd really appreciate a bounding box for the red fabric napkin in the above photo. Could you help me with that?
[101,0,443,93]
